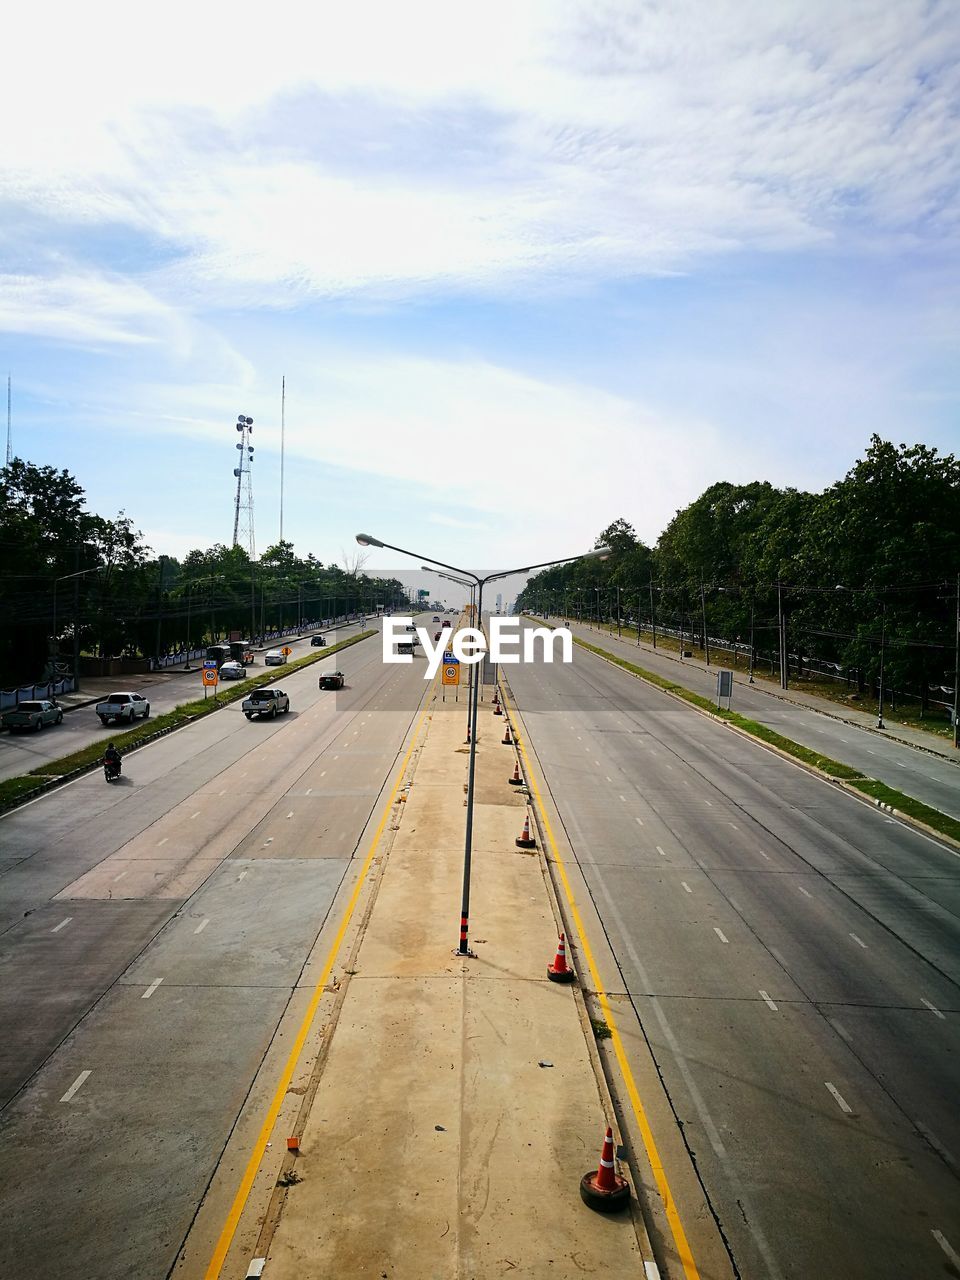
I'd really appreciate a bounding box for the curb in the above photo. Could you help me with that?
[0,631,378,818]
[549,618,958,768]
[496,678,659,1267]
[575,637,960,854]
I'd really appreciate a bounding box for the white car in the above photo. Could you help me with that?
[264,650,286,666]
[219,660,246,680]
[95,691,151,725]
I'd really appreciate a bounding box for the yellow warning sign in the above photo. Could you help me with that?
[281,646,292,657]
[442,663,460,686]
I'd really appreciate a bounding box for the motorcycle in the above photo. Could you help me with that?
[103,757,122,782]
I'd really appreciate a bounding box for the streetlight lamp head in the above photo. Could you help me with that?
[355,533,384,548]
[586,546,612,561]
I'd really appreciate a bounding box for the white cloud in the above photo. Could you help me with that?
[2,0,956,319]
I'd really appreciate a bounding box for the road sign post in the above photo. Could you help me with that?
[717,668,733,710]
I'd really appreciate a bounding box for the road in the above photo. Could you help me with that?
[0,621,370,784]
[553,617,960,821]
[507,622,960,1280]
[0,618,431,1280]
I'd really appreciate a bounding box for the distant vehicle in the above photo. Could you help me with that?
[229,640,253,664]
[242,688,289,719]
[218,660,246,680]
[405,624,418,633]
[432,615,441,622]
[263,650,286,666]
[206,644,232,667]
[441,620,452,629]
[310,635,327,647]
[318,671,345,690]
[1,699,64,732]
[96,692,150,726]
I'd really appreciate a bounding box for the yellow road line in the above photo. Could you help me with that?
[203,682,437,1279]
[502,684,702,1280]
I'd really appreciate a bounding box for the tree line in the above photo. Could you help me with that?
[516,437,960,714]
[0,458,407,686]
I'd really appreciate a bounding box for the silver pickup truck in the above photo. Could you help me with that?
[95,691,151,725]
[242,688,290,719]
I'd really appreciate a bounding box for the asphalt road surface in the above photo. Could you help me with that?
[0,621,369,784]
[508,624,960,1280]
[0,620,431,1280]
[556,618,960,821]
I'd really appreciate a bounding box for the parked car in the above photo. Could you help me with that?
[95,692,150,725]
[218,660,246,680]
[310,635,327,647]
[318,671,345,690]
[264,650,287,666]
[1,699,63,732]
[242,688,290,719]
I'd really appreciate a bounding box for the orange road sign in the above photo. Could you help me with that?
[202,668,219,687]
[281,646,292,657]
[442,663,460,686]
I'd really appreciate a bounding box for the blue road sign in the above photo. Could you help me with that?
[442,652,458,664]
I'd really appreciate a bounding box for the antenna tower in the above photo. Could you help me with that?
[232,413,256,559]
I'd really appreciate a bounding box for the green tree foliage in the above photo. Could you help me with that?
[0,459,406,686]
[517,437,959,707]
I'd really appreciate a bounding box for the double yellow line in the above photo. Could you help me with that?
[203,682,436,1279]
[502,684,702,1280]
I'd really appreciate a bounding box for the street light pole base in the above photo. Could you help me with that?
[453,946,476,959]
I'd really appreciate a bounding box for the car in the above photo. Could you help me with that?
[441,619,452,629]
[242,688,290,719]
[1,699,64,732]
[434,631,442,641]
[432,616,441,622]
[95,691,151,725]
[264,650,286,666]
[219,660,246,680]
[310,635,327,647]
[318,671,345,690]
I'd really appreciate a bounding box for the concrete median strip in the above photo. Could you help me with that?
[206,692,651,1278]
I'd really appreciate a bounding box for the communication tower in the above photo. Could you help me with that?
[232,414,256,559]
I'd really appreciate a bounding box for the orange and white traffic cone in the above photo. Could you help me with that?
[547,932,575,983]
[493,698,502,716]
[508,761,523,786]
[502,723,512,745]
[580,1126,630,1211]
[515,814,536,849]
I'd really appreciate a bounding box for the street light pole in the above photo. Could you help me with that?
[778,580,788,690]
[359,533,608,958]
[648,576,657,649]
[52,567,98,671]
[749,602,756,683]
[616,585,621,638]
[700,578,710,667]
[953,573,959,750]
[876,599,886,730]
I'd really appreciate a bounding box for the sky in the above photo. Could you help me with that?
[2,0,958,576]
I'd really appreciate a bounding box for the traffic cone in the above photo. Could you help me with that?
[547,932,575,983]
[580,1126,630,1210]
[508,761,523,786]
[493,698,502,716]
[515,814,536,848]
[502,724,512,745]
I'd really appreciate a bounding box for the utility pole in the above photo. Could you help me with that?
[700,578,710,666]
[280,376,285,544]
[778,580,788,690]
[876,599,886,730]
[5,375,11,466]
[648,576,657,649]
[154,556,166,664]
[953,573,959,750]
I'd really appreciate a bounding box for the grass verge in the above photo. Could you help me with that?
[0,630,376,810]
[849,780,960,844]
[573,635,863,781]
[571,633,960,844]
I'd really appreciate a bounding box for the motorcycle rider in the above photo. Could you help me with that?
[104,742,122,777]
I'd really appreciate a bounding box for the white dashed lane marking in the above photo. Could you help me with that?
[714,927,729,943]
[759,990,778,1011]
[921,997,946,1020]
[849,933,869,949]
[142,978,163,1000]
[681,881,693,894]
[825,1082,853,1114]
[60,1071,91,1103]
[194,918,210,935]
[50,917,72,934]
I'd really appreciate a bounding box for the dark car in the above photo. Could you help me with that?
[310,635,327,647]
[318,671,345,690]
